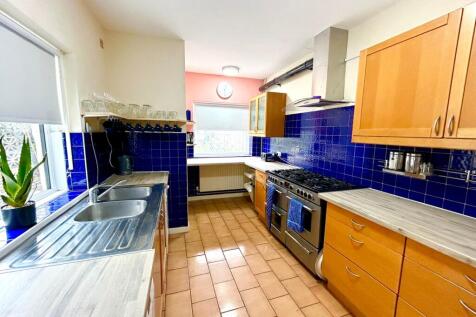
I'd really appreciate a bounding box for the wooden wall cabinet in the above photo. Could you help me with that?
[254,170,267,222]
[353,3,476,150]
[249,92,286,137]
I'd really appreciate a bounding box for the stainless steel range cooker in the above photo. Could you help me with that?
[267,169,356,278]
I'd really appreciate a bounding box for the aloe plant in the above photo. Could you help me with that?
[0,136,46,208]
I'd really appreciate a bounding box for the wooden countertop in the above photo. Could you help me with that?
[0,250,154,317]
[103,171,169,186]
[187,156,298,172]
[319,188,476,267]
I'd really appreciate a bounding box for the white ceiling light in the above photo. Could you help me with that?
[222,65,240,76]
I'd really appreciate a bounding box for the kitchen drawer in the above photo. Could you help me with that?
[396,298,425,317]
[327,203,405,254]
[406,239,476,294]
[325,216,403,292]
[400,257,476,317]
[255,170,267,184]
[323,244,397,317]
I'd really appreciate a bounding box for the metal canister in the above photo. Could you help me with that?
[405,153,422,174]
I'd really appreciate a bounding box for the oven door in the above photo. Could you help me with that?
[270,205,287,243]
[285,193,324,249]
[267,182,289,211]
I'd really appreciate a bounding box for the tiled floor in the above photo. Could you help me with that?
[165,197,352,317]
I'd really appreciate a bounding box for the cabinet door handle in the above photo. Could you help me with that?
[350,219,365,231]
[433,116,441,135]
[348,234,364,246]
[460,300,476,315]
[465,274,476,287]
[448,115,455,136]
[345,266,360,278]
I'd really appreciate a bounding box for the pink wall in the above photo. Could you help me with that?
[185,72,263,110]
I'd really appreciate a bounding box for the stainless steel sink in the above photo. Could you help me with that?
[98,186,152,201]
[74,200,147,222]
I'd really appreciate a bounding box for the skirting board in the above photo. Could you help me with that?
[169,225,189,234]
[188,192,249,201]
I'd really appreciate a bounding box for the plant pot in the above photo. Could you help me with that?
[1,201,37,230]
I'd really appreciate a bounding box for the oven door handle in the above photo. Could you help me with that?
[275,189,283,194]
[286,196,313,212]
[285,231,312,255]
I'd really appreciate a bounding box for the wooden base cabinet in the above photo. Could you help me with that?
[352,3,476,150]
[254,170,267,222]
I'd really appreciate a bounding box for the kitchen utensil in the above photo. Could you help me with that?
[388,151,404,170]
[167,111,178,120]
[405,153,423,174]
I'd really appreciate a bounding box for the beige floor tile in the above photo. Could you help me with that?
[188,255,209,276]
[165,290,192,317]
[310,284,349,317]
[186,240,204,257]
[224,249,247,268]
[231,265,259,291]
[276,248,299,266]
[169,236,186,252]
[301,303,333,317]
[237,240,259,255]
[203,240,221,251]
[206,247,226,263]
[185,229,201,243]
[221,307,249,317]
[209,260,233,284]
[192,298,221,317]
[231,228,249,241]
[166,268,190,294]
[255,272,288,299]
[219,235,238,251]
[248,231,268,245]
[190,273,215,303]
[242,208,257,219]
[168,251,187,270]
[291,264,319,287]
[268,258,297,280]
[235,214,249,223]
[201,233,219,245]
[240,287,276,317]
[267,237,286,250]
[240,222,258,233]
[245,253,271,274]
[282,277,318,308]
[256,244,281,260]
[214,280,244,313]
[225,219,241,230]
[269,295,304,317]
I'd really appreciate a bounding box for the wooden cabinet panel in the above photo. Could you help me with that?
[447,3,476,139]
[353,9,462,139]
[405,239,476,295]
[396,298,425,317]
[323,244,397,317]
[400,257,476,317]
[327,203,405,254]
[325,216,403,292]
[254,171,267,222]
[249,92,286,137]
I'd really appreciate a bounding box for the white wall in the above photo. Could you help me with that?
[105,32,186,119]
[0,0,106,131]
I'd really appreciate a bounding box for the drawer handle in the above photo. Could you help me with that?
[345,266,360,279]
[348,234,364,246]
[460,300,476,315]
[465,275,476,287]
[350,219,365,231]
[433,116,441,135]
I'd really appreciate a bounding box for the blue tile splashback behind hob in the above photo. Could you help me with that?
[256,106,476,218]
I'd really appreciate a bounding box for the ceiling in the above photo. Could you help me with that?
[85,0,396,79]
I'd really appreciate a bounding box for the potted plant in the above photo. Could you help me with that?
[0,136,46,229]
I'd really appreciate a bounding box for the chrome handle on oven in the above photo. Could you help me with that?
[350,219,365,231]
[275,190,283,194]
[285,231,311,255]
[460,300,476,315]
[303,205,312,212]
[348,234,364,246]
[345,266,360,279]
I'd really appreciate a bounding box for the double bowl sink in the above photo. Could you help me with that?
[74,186,152,222]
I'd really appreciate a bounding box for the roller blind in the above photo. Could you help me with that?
[0,14,62,124]
[195,104,249,131]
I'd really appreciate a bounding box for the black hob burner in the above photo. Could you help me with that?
[268,169,357,202]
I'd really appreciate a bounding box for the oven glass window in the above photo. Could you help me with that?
[302,208,312,232]
[271,208,282,229]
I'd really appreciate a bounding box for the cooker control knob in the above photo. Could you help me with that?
[308,194,313,200]
[296,189,301,194]
[289,185,293,190]
[304,192,308,198]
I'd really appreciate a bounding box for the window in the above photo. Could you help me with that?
[194,104,250,157]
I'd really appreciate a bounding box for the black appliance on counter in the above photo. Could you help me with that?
[267,169,357,278]
[261,152,279,162]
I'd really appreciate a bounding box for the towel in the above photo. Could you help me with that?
[287,198,304,232]
[266,183,276,229]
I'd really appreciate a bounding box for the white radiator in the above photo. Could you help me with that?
[199,164,246,192]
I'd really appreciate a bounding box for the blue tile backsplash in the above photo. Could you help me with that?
[256,106,476,218]
[63,133,88,191]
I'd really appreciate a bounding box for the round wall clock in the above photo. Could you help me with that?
[216,81,233,99]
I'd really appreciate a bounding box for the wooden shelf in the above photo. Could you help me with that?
[81,112,187,124]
